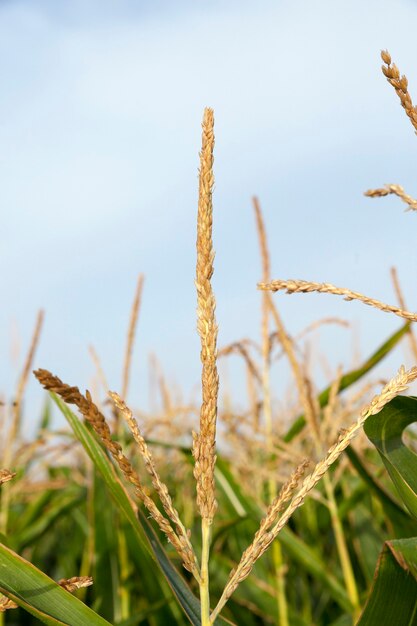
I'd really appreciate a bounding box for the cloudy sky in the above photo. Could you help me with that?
[2,0,417,425]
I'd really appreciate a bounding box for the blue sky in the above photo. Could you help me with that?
[2,0,417,424]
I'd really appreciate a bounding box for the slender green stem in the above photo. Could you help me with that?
[323,473,360,617]
[267,476,288,626]
[118,528,131,620]
[200,518,211,626]
[272,539,288,626]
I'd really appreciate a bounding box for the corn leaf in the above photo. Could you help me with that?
[364,395,417,521]
[0,542,112,626]
[357,538,417,625]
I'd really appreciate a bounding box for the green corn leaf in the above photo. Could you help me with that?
[364,395,417,521]
[357,538,417,625]
[0,542,112,626]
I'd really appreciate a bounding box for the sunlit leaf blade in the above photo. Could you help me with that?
[357,538,417,625]
[0,542,112,626]
[285,322,410,442]
[52,396,149,546]
[364,395,417,520]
